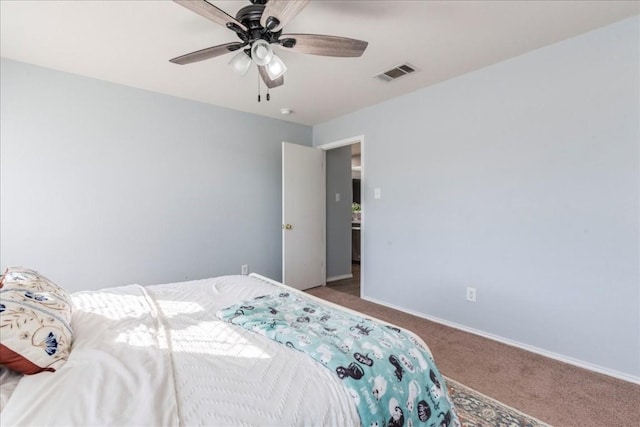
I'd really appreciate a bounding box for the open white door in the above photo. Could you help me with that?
[282,142,325,290]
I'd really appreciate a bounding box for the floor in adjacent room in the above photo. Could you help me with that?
[326,263,360,297]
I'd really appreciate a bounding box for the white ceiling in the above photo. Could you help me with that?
[1,1,638,126]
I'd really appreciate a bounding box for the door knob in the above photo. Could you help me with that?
[283,224,293,230]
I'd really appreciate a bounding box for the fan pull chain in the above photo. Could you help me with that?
[257,71,261,102]
[256,72,272,102]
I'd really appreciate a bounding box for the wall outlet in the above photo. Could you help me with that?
[241,264,249,275]
[466,287,477,302]
[336,192,341,202]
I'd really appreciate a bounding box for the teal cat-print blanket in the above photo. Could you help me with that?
[217,291,459,427]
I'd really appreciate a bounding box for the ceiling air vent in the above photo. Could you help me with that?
[375,63,418,82]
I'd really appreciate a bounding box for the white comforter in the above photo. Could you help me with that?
[2,275,362,426]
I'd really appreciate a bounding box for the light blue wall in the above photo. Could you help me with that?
[313,17,640,378]
[325,145,352,279]
[0,59,312,292]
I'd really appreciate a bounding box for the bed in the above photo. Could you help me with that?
[0,268,459,426]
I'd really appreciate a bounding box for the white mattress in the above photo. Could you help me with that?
[2,274,362,426]
[0,368,22,412]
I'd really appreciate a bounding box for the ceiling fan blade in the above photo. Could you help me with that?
[174,0,246,31]
[170,42,244,65]
[260,0,310,32]
[258,66,284,89]
[280,34,368,57]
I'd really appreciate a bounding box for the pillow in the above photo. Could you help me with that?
[0,267,73,374]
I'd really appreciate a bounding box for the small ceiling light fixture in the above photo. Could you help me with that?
[280,108,293,115]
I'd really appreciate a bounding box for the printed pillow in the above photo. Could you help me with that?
[0,267,73,374]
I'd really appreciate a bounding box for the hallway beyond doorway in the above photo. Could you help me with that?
[326,263,360,297]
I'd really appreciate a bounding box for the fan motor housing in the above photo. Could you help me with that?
[236,4,264,28]
[234,4,282,44]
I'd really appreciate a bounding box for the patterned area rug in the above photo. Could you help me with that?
[445,377,551,427]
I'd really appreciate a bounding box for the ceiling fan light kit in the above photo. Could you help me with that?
[172,0,368,102]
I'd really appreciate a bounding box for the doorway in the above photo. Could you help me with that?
[319,135,364,297]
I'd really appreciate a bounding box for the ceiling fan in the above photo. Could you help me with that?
[170,0,368,93]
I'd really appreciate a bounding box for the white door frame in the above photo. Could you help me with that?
[317,134,364,293]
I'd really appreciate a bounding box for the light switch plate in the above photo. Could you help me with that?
[374,188,381,199]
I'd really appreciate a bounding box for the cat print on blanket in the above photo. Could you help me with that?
[217,292,459,427]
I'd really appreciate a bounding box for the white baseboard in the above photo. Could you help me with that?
[361,295,640,385]
[326,273,353,282]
